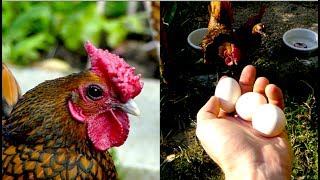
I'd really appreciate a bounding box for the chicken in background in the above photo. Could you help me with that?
[202,1,241,66]
[2,41,143,179]
[2,63,22,120]
[233,4,267,60]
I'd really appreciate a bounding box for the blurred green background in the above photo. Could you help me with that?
[2,1,152,69]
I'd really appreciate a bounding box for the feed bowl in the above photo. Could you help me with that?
[283,28,318,52]
[187,28,208,50]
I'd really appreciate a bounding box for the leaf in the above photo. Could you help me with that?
[163,2,177,26]
[166,154,177,162]
[2,43,12,63]
[7,4,52,43]
[59,2,105,51]
[11,33,55,65]
[102,13,147,48]
[104,1,128,17]
[103,19,128,48]
[124,13,147,34]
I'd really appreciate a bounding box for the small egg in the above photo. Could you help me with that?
[252,104,286,137]
[214,77,241,113]
[235,92,267,121]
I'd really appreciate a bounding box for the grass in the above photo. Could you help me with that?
[286,94,318,179]
[160,127,224,180]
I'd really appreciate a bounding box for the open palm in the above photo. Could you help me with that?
[196,65,293,179]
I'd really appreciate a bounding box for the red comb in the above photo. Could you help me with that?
[84,41,143,102]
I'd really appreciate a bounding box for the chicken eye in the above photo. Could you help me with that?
[86,85,103,100]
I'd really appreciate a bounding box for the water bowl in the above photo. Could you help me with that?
[187,28,208,50]
[283,28,318,53]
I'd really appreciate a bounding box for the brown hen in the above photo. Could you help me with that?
[201,1,241,66]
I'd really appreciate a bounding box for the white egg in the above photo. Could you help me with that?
[235,92,267,121]
[252,104,286,137]
[214,77,241,113]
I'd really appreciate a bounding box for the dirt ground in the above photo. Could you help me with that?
[160,2,318,179]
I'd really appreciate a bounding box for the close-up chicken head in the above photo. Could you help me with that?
[68,41,144,151]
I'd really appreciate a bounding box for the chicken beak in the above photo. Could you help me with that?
[117,98,140,117]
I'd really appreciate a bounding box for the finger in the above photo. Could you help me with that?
[239,65,256,94]
[197,96,220,121]
[218,110,228,117]
[265,84,285,110]
[253,77,269,95]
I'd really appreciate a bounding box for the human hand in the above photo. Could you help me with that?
[196,65,293,179]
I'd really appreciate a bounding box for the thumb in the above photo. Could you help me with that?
[197,96,220,121]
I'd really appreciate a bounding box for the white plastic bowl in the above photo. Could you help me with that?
[187,28,208,50]
[283,28,318,52]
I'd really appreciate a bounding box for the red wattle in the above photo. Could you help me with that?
[231,44,241,63]
[225,57,233,66]
[87,110,129,151]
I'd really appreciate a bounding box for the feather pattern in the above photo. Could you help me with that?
[2,72,117,179]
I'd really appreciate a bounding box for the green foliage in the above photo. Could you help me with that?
[103,13,146,48]
[3,3,55,65]
[104,1,128,18]
[161,2,177,27]
[57,2,103,51]
[2,2,147,65]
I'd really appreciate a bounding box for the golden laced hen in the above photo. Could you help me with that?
[2,41,143,179]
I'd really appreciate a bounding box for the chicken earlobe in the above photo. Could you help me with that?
[68,98,86,123]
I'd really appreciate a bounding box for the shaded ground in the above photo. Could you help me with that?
[160,2,318,179]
